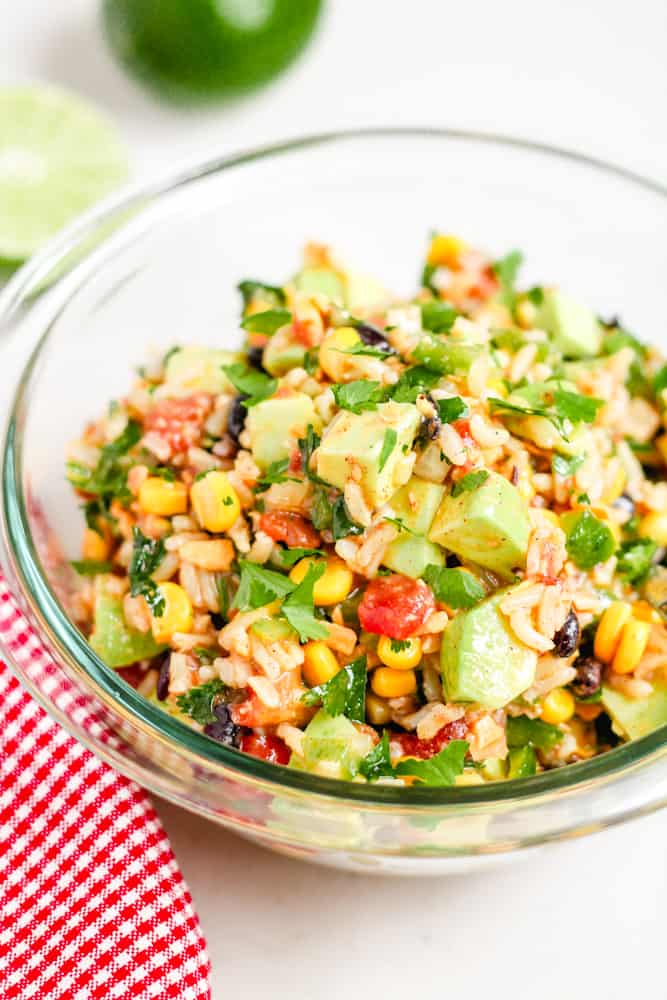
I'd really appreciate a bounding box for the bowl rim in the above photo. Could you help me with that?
[2,126,667,810]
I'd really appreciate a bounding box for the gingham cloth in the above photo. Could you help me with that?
[0,578,211,999]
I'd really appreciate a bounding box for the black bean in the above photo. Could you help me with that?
[612,493,635,519]
[552,608,580,657]
[571,656,603,699]
[446,552,462,568]
[203,703,242,748]
[227,394,248,442]
[246,345,265,370]
[595,710,620,748]
[356,322,394,353]
[156,653,170,701]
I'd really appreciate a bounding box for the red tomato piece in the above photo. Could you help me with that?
[391,718,469,760]
[259,511,321,549]
[144,393,213,455]
[358,575,436,639]
[240,732,291,766]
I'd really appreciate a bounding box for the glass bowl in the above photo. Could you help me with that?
[1,130,666,876]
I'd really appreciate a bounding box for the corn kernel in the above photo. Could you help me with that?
[576,701,603,721]
[612,618,651,675]
[600,466,627,504]
[427,234,467,269]
[82,527,110,562]
[366,692,393,726]
[290,556,354,606]
[632,600,663,625]
[138,477,188,516]
[371,667,417,699]
[639,511,667,547]
[179,539,235,571]
[190,471,240,533]
[377,635,422,670]
[594,601,632,663]
[319,326,360,381]
[151,582,194,644]
[539,510,561,530]
[302,641,340,687]
[540,687,575,725]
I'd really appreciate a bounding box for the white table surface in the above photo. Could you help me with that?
[2,3,666,997]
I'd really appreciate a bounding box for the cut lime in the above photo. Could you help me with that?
[102,0,323,103]
[0,86,129,262]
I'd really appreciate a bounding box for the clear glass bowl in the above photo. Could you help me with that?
[1,130,666,875]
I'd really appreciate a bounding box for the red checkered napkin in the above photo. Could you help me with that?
[0,578,211,999]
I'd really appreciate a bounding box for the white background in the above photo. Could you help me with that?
[2,2,666,997]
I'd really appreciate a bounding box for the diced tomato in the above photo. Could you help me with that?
[288,448,303,474]
[391,718,469,760]
[451,417,475,449]
[259,511,321,548]
[358,574,436,639]
[240,732,291,765]
[144,393,213,455]
[116,664,145,689]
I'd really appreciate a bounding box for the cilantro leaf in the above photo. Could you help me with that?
[331,380,386,413]
[338,341,394,359]
[303,347,320,375]
[389,366,440,404]
[301,655,367,722]
[274,546,325,568]
[129,527,166,616]
[222,363,277,408]
[437,396,468,424]
[451,470,489,498]
[232,560,295,611]
[421,262,439,295]
[256,458,297,490]
[281,562,329,642]
[311,485,334,532]
[240,308,292,335]
[492,249,523,307]
[394,740,469,786]
[238,279,286,309]
[616,538,657,585]
[383,516,417,536]
[423,565,486,609]
[653,365,667,396]
[420,301,458,333]
[66,419,142,510]
[506,715,563,751]
[297,424,324,483]
[564,510,616,570]
[217,577,232,623]
[378,429,398,472]
[552,453,585,478]
[70,559,112,576]
[526,286,544,306]
[331,496,364,540]
[553,388,603,425]
[176,679,228,725]
[359,731,395,781]
[103,419,142,457]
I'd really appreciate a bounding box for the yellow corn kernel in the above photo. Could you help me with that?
[290,556,354,606]
[639,511,667,547]
[655,434,667,466]
[377,635,422,670]
[594,601,633,663]
[426,234,467,269]
[631,600,663,625]
[612,618,651,675]
[138,477,188,517]
[82,527,110,562]
[318,326,360,381]
[302,641,340,687]
[371,667,417,699]
[190,471,240,533]
[179,539,235,572]
[366,692,393,726]
[516,469,535,502]
[600,466,627,505]
[540,687,575,725]
[151,582,194,644]
[576,701,603,722]
[539,510,561,530]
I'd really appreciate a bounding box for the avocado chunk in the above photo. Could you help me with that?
[429,470,530,578]
[294,710,375,779]
[316,401,420,508]
[162,346,243,397]
[383,534,445,579]
[249,617,298,643]
[601,681,667,740]
[412,333,483,375]
[502,380,592,457]
[536,289,602,358]
[294,267,345,304]
[388,477,445,534]
[89,585,165,668]
[440,589,537,709]
[245,392,321,470]
[262,329,306,376]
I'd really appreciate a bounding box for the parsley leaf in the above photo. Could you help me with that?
[526,286,544,306]
[394,740,469,786]
[420,301,458,333]
[563,510,616,570]
[217,577,232,623]
[506,715,563,751]
[240,308,292,335]
[238,279,286,309]
[359,731,395,780]
[311,485,334,532]
[378,429,398,472]
[274,546,325,568]
[176,679,228,725]
[553,388,603,425]
[389,366,440,404]
[552,453,585,478]
[451,470,489,498]
[331,496,365,540]
[331,380,386,413]
[222,363,277,408]
[70,559,112,576]
[281,563,329,642]
[232,560,295,611]
[384,516,417,536]
[66,419,142,510]
[303,347,320,375]
[129,527,166,616]
[421,262,439,294]
[297,424,324,483]
[256,458,297,489]
[492,249,523,307]
[338,341,394,359]
[103,419,142,457]
[437,396,468,424]
[390,639,411,653]
[423,565,486,609]
[616,538,657,585]
[301,655,367,722]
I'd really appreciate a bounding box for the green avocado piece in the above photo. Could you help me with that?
[163,346,242,396]
[295,710,375,779]
[245,392,321,470]
[388,477,445,534]
[383,534,445,579]
[262,335,306,376]
[601,681,667,740]
[89,587,165,668]
[294,267,345,304]
[412,333,483,375]
[440,589,537,709]
[536,289,602,358]
[429,470,530,578]
[249,617,298,643]
[502,379,591,457]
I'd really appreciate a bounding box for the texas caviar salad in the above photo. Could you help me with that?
[67,235,667,786]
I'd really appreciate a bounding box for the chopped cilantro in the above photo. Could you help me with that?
[281,563,329,642]
[148,465,176,482]
[297,424,324,483]
[451,470,489,497]
[70,559,112,576]
[303,347,320,375]
[176,679,228,725]
[128,527,166,616]
[526,286,544,306]
[310,485,334,532]
[103,419,142,457]
[394,740,469,786]
[603,326,645,357]
[331,496,365,540]
[301,655,367,722]
[221,363,277,408]
[420,300,458,333]
[564,510,616,570]
[390,639,411,653]
[194,468,216,481]
[420,262,439,294]
[616,538,657,585]
[552,453,585,478]
[437,396,468,424]
[66,419,142,511]
[384,516,417,536]
[506,715,563,751]
[338,341,394,359]
[256,458,297,489]
[193,646,217,664]
[378,429,398,472]
[389,366,440,404]
[507,746,537,779]
[232,560,295,611]
[553,388,603,425]
[423,565,486,609]
[331,380,386,413]
[217,577,231,622]
[240,308,292,335]
[359,731,394,780]
[653,365,667,396]
[492,249,523,307]
[275,547,325,568]
[237,279,286,309]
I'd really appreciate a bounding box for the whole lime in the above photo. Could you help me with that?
[102,0,323,102]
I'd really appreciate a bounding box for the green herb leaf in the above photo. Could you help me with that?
[176,679,228,725]
[423,565,486,609]
[359,731,395,781]
[553,388,603,425]
[129,527,166,616]
[222,363,277,408]
[378,429,398,473]
[384,516,417,536]
[331,496,365,540]
[420,301,458,333]
[506,715,563,751]
[217,577,231,623]
[507,745,537,779]
[70,560,113,576]
[103,419,142,457]
[297,424,325,483]
[451,470,489,498]
[552,453,585,478]
[331,380,386,414]
[275,547,325,568]
[232,560,295,611]
[602,326,645,357]
[238,279,286,309]
[526,286,544,306]
[420,262,438,294]
[653,365,667,396]
[616,538,657,585]
[281,562,329,642]
[301,655,367,722]
[310,485,334,532]
[437,396,468,424]
[564,510,616,570]
[338,341,393,359]
[256,458,297,489]
[193,646,217,664]
[390,639,411,653]
[66,419,142,509]
[492,249,523,307]
[394,740,469,786]
[303,347,320,375]
[389,366,440,404]
[240,308,292,335]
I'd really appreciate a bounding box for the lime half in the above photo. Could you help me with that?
[0,86,129,262]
